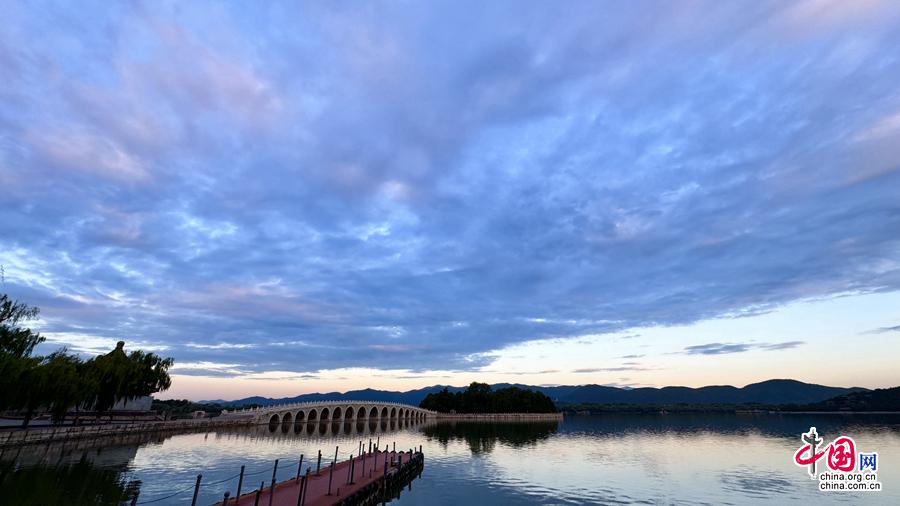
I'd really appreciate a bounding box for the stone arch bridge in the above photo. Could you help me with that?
[223,401,436,429]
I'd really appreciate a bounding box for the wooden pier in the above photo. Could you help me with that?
[213,448,423,506]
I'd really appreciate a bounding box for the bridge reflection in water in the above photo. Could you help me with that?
[261,416,430,438]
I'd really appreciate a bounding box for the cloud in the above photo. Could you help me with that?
[683,341,805,355]
[865,325,900,334]
[1,1,899,378]
[481,369,561,376]
[572,364,651,373]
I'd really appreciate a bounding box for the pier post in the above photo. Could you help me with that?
[268,459,279,506]
[376,436,380,450]
[254,482,262,506]
[302,469,310,505]
[327,462,335,495]
[236,465,245,499]
[359,440,363,455]
[333,445,339,465]
[223,491,230,506]
[347,454,354,484]
[393,441,395,452]
[296,474,306,506]
[296,454,304,480]
[316,450,322,474]
[190,474,202,506]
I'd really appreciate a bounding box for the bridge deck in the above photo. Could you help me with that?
[220,449,418,506]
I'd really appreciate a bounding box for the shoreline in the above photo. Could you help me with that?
[432,412,563,420]
[0,418,253,448]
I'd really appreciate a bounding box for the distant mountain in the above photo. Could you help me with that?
[550,379,866,406]
[201,379,866,408]
[792,386,900,411]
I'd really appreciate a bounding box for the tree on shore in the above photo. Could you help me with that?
[0,294,46,418]
[0,292,174,427]
[420,382,557,413]
[87,341,173,417]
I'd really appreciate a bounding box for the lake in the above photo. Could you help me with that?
[2,414,897,505]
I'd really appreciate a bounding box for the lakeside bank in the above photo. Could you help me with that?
[0,418,254,448]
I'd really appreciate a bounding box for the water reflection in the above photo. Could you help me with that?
[1,414,897,505]
[422,421,558,454]
[560,412,900,440]
[0,453,139,506]
[261,417,427,439]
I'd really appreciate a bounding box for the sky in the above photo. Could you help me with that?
[1,1,899,401]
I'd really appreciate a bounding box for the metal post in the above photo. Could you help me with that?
[295,475,305,506]
[269,459,279,506]
[316,450,322,474]
[327,462,335,495]
[351,454,356,484]
[333,445,339,464]
[236,465,245,500]
[358,440,363,456]
[223,491,231,506]
[302,469,310,505]
[376,436,380,450]
[347,454,354,484]
[296,454,304,480]
[393,441,395,452]
[369,439,372,454]
[254,482,262,506]
[190,474,203,506]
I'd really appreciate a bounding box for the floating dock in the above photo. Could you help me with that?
[215,449,423,506]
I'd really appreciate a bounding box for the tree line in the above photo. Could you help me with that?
[0,293,173,427]
[419,382,557,413]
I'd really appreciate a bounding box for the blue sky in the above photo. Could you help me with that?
[1,1,899,400]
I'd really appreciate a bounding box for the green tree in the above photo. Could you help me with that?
[39,351,93,424]
[0,293,45,358]
[85,341,173,417]
[1,291,174,426]
[420,383,557,413]
[0,294,46,421]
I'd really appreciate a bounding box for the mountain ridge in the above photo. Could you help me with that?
[198,379,867,407]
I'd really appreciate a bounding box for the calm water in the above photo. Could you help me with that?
[1,414,898,505]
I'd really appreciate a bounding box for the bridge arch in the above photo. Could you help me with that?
[239,401,431,425]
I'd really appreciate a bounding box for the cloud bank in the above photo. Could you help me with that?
[1,1,899,376]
